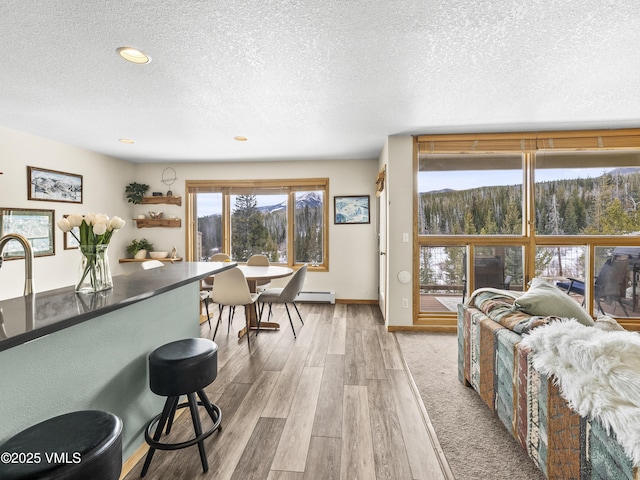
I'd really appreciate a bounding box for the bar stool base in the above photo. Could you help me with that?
[141,390,221,477]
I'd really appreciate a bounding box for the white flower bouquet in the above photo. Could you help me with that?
[57,214,126,292]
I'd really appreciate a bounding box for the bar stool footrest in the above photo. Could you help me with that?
[144,401,222,451]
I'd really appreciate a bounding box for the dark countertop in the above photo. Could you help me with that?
[0,261,236,352]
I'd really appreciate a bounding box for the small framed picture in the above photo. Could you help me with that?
[0,207,55,258]
[27,166,83,203]
[334,195,370,224]
[62,215,80,249]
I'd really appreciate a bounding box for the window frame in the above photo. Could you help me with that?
[185,178,329,271]
[414,129,640,329]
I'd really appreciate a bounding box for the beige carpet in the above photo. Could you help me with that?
[396,331,545,480]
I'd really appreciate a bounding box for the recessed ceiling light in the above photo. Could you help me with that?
[119,138,135,144]
[116,47,151,64]
[234,136,248,142]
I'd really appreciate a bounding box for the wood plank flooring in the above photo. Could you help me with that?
[123,303,451,480]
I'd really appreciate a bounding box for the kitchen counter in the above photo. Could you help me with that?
[0,260,236,462]
[0,261,235,352]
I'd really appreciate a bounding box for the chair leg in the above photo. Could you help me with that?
[212,305,225,341]
[203,298,212,328]
[254,303,259,332]
[187,392,208,473]
[196,389,222,431]
[292,302,304,325]
[141,395,176,477]
[617,296,629,317]
[256,303,262,335]
[164,395,180,435]
[284,304,296,339]
[244,305,251,350]
[227,306,235,335]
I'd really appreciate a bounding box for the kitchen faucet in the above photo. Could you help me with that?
[0,233,34,295]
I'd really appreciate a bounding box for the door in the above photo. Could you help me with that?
[377,187,387,320]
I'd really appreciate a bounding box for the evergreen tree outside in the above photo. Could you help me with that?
[419,247,435,285]
[419,170,640,236]
[231,194,272,261]
[443,247,465,287]
[197,192,223,261]
[503,201,521,234]
[295,196,323,264]
[503,246,523,286]
[463,211,476,234]
[198,213,222,260]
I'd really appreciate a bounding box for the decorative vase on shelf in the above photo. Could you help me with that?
[134,249,148,259]
[76,244,113,293]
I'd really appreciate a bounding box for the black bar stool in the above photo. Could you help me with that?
[141,338,222,477]
[0,410,122,480]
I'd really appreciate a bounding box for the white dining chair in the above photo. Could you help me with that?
[202,252,231,327]
[258,264,307,339]
[247,254,271,291]
[210,267,259,348]
[203,252,231,289]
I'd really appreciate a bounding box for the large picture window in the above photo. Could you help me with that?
[418,154,524,235]
[415,129,640,325]
[535,151,640,235]
[187,179,328,269]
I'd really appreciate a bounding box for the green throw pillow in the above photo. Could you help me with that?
[513,278,595,326]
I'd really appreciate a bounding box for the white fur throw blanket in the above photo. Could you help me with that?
[521,319,640,465]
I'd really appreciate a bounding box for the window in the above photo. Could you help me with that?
[418,154,524,235]
[535,151,640,235]
[230,192,287,262]
[293,190,324,265]
[196,192,223,261]
[415,129,640,324]
[187,179,328,269]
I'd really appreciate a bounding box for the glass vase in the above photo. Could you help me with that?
[76,244,113,293]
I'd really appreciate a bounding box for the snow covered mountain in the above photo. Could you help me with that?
[259,191,323,213]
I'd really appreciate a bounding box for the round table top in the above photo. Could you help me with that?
[236,265,293,281]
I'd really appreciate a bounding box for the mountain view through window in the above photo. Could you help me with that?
[197,191,324,264]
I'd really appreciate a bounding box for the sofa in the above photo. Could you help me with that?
[457,279,640,480]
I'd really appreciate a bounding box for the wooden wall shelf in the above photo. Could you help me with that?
[134,218,181,228]
[140,196,182,206]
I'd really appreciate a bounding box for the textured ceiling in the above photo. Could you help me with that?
[1,0,639,163]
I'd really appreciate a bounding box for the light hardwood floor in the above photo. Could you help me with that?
[123,303,452,480]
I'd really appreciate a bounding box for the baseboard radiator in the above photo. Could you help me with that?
[295,291,336,304]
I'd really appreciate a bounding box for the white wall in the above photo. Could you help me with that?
[0,127,135,300]
[0,126,380,302]
[382,136,414,327]
[132,159,379,301]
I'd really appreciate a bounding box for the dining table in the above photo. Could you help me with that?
[212,264,293,338]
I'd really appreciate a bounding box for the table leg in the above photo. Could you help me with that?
[237,280,280,338]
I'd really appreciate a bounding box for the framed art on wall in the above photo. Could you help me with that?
[0,208,55,258]
[27,166,83,203]
[334,195,370,224]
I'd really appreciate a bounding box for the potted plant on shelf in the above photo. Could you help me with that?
[126,238,154,259]
[125,182,150,204]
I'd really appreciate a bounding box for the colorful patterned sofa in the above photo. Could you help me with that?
[457,283,639,480]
